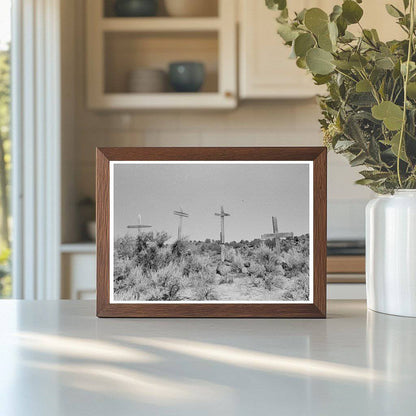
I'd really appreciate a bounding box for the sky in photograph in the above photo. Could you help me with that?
[113,162,310,242]
[0,0,11,50]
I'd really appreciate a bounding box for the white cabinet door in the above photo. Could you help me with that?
[238,0,404,99]
[239,0,320,99]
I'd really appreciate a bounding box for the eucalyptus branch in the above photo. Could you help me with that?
[334,68,358,83]
[397,0,415,188]
[267,0,416,193]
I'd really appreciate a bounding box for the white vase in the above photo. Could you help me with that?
[366,190,416,317]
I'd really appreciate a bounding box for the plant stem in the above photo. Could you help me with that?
[397,0,415,188]
[334,68,357,83]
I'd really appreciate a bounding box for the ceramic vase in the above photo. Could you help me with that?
[366,190,416,317]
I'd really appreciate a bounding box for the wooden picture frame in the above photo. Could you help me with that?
[96,147,327,318]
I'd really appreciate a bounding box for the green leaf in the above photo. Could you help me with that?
[372,101,404,130]
[277,23,299,42]
[333,59,353,70]
[306,48,335,75]
[328,21,338,45]
[349,92,376,107]
[360,170,391,180]
[375,56,395,70]
[280,8,289,19]
[363,29,375,44]
[330,5,343,22]
[344,114,367,146]
[371,29,380,42]
[266,0,287,11]
[294,33,315,57]
[295,8,307,22]
[350,53,368,69]
[350,152,368,167]
[382,132,409,162]
[304,8,329,35]
[385,4,403,18]
[356,178,376,185]
[296,57,307,69]
[340,31,356,42]
[401,61,416,76]
[369,136,381,162]
[342,0,363,24]
[334,139,355,152]
[407,82,416,99]
[336,15,348,36]
[356,79,372,92]
[318,32,333,52]
[313,74,332,85]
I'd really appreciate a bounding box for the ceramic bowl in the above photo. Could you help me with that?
[127,68,167,93]
[114,0,158,17]
[168,62,205,93]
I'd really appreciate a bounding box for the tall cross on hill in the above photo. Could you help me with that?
[127,213,152,235]
[173,207,189,240]
[215,206,230,262]
[215,205,231,244]
[261,216,293,255]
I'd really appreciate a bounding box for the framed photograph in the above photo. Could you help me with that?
[96,147,327,318]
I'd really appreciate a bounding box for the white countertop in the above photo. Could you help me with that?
[0,300,415,415]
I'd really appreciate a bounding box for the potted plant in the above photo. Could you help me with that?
[266,0,416,316]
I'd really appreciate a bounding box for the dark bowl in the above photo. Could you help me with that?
[114,0,158,17]
[169,62,205,93]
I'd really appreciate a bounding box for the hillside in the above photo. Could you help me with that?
[113,232,310,302]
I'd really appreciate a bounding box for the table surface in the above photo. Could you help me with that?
[0,300,415,416]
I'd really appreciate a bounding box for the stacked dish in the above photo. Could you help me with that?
[127,68,167,93]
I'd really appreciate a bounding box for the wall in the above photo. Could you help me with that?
[62,0,373,243]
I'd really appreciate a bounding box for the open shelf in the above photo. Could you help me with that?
[104,31,219,94]
[90,92,235,109]
[86,0,237,109]
[101,17,221,32]
[103,0,219,18]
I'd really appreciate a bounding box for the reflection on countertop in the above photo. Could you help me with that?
[0,300,415,415]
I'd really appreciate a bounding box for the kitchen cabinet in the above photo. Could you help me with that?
[238,0,404,99]
[86,0,237,109]
[239,0,321,99]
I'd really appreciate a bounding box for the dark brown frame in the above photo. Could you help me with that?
[96,147,327,318]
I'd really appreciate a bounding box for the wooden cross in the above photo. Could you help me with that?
[215,206,230,262]
[173,207,189,240]
[127,213,151,234]
[215,205,230,244]
[261,216,293,255]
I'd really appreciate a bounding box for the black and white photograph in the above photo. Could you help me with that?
[110,161,313,303]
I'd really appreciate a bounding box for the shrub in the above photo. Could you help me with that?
[115,234,135,259]
[171,238,190,258]
[247,261,266,278]
[252,244,281,273]
[113,257,135,291]
[194,277,217,300]
[281,248,309,277]
[285,275,310,301]
[135,232,172,271]
[138,262,184,301]
[264,273,286,291]
[224,247,245,273]
[183,253,210,277]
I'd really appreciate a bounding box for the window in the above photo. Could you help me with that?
[0,0,11,298]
